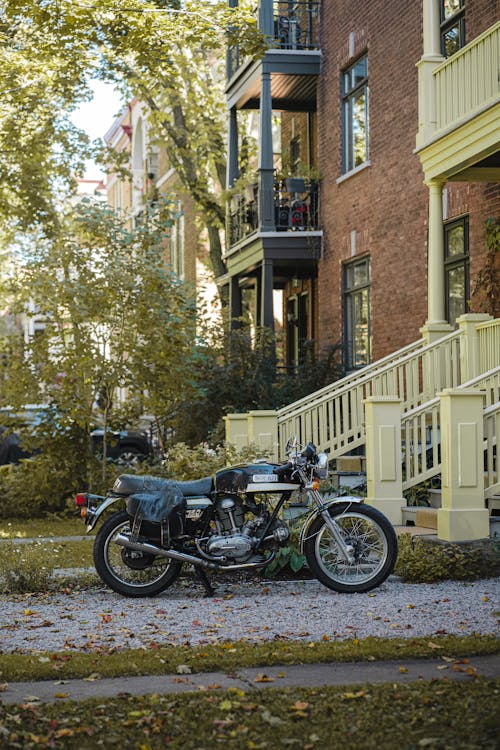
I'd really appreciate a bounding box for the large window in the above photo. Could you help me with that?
[440,0,465,57]
[342,55,369,174]
[344,257,371,369]
[444,217,469,327]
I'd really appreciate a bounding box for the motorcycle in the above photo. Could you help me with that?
[75,438,398,597]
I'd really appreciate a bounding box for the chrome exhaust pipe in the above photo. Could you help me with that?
[114,533,274,571]
[114,533,221,570]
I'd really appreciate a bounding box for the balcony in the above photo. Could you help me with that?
[416,20,500,182]
[227,1,321,110]
[228,1,321,80]
[229,177,320,246]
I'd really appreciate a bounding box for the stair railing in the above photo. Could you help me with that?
[277,329,463,457]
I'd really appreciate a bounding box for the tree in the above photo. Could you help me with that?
[2,198,201,482]
[0,1,264,289]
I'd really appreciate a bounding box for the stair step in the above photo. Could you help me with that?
[335,456,366,473]
[401,506,438,530]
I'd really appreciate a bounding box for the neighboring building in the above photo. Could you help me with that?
[225,0,500,371]
[104,100,217,306]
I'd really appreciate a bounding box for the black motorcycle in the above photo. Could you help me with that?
[76,438,397,597]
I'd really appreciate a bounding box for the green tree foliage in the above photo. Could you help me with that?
[1,199,200,484]
[175,326,343,445]
[0,1,264,281]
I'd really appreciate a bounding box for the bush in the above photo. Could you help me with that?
[395,533,500,583]
[0,541,55,593]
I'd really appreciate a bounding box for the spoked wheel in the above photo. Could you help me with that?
[93,511,182,597]
[304,502,398,593]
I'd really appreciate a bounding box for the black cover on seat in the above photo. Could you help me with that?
[114,473,213,497]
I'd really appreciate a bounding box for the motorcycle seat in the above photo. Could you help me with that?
[113,473,214,498]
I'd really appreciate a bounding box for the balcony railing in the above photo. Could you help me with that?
[227,1,321,80]
[229,177,320,246]
[273,1,321,50]
[434,20,500,132]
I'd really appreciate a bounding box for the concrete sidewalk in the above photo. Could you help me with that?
[2,654,499,704]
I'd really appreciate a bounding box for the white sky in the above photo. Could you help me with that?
[70,80,124,180]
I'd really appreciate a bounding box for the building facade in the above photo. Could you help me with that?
[225,0,500,370]
[104,100,217,306]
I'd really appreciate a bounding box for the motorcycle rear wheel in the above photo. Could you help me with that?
[93,510,182,597]
[304,503,397,593]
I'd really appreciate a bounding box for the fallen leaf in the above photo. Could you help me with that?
[399,666,408,673]
[254,673,274,683]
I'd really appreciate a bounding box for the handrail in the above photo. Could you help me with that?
[401,367,500,491]
[279,329,461,419]
[278,329,462,458]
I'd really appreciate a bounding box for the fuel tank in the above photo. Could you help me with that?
[215,462,298,494]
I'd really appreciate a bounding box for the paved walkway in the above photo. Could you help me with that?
[2,654,499,704]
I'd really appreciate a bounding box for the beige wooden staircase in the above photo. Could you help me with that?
[225,314,500,542]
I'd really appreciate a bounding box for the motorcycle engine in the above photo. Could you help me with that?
[207,496,290,560]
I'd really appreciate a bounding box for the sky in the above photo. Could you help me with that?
[70,80,124,180]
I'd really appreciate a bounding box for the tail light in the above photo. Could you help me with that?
[75,493,88,507]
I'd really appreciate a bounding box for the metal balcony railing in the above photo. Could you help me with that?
[227,1,321,80]
[229,177,320,246]
[273,1,321,50]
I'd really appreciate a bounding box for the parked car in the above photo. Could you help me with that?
[0,405,152,466]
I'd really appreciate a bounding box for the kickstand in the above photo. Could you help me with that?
[195,566,215,597]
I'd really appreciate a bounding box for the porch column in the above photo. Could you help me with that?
[258,67,275,230]
[261,258,274,330]
[437,389,490,541]
[229,275,242,329]
[421,178,454,342]
[227,107,239,189]
[258,0,274,38]
[364,396,404,525]
[416,0,444,148]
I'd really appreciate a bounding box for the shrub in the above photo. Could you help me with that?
[395,533,500,583]
[0,541,55,593]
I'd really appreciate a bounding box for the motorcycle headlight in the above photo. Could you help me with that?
[314,452,329,480]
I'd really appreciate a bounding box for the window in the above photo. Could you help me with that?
[440,0,465,57]
[344,257,371,369]
[444,217,469,327]
[342,55,369,174]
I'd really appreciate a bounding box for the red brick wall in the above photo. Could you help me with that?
[317,0,500,362]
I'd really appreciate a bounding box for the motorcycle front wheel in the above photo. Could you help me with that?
[93,510,182,597]
[304,503,398,593]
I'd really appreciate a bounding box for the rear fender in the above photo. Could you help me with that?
[298,496,364,553]
[85,495,123,532]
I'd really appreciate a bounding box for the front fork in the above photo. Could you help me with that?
[307,484,356,564]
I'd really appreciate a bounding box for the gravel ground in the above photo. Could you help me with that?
[1,575,499,654]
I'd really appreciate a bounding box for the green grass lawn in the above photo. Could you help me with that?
[0,679,498,749]
[0,635,498,683]
[0,516,84,539]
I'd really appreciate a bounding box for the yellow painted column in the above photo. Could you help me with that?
[437,389,490,541]
[456,313,493,382]
[223,413,250,451]
[364,397,404,525]
[248,410,278,460]
[425,178,448,328]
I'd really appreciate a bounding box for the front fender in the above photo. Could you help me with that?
[298,496,364,553]
[85,496,124,532]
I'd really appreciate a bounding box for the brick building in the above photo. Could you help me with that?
[225,0,500,370]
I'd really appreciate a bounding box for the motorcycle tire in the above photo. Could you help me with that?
[304,502,398,593]
[93,510,183,597]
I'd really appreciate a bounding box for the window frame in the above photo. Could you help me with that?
[341,54,369,175]
[444,215,470,327]
[343,256,371,370]
[440,0,466,57]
